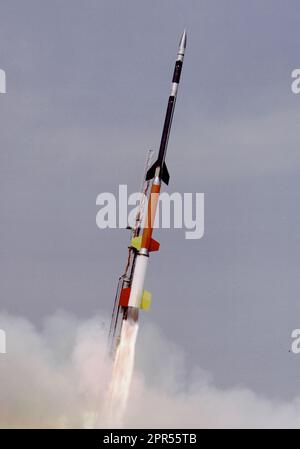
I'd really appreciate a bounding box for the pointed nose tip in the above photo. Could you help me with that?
[179,29,187,53]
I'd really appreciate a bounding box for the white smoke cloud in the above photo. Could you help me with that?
[0,311,112,428]
[1,311,300,428]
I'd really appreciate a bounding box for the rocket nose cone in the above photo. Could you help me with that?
[178,30,187,55]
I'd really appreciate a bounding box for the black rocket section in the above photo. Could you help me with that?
[146,30,186,185]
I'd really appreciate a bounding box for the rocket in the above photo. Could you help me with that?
[109,31,187,352]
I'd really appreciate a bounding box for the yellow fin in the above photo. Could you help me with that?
[131,236,142,251]
[140,290,152,311]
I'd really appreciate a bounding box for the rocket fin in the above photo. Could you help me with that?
[131,236,142,251]
[145,160,158,181]
[140,290,152,311]
[131,236,159,252]
[161,162,170,185]
[119,287,131,307]
[146,160,170,185]
[120,287,151,311]
[149,238,160,252]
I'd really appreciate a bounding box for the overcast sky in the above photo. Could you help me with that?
[1,0,300,400]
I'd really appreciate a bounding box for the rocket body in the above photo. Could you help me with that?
[109,31,186,351]
[127,253,149,308]
[128,31,186,310]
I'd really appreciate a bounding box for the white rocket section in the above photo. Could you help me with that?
[170,82,178,96]
[128,254,149,308]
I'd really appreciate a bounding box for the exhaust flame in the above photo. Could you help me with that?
[103,317,139,427]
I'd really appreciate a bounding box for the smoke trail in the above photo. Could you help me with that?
[4,311,300,428]
[103,318,139,427]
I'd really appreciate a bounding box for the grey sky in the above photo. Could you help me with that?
[1,0,300,400]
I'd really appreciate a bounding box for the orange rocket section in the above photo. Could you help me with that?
[141,182,161,250]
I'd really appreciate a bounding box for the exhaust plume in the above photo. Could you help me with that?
[1,311,300,428]
[102,318,139,427]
